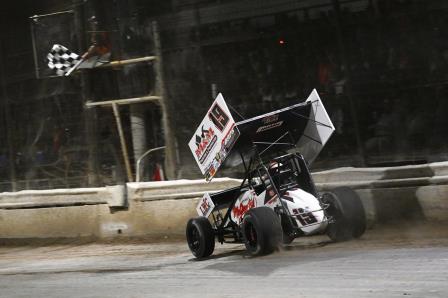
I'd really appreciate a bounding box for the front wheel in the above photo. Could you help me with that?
[241,207,282,256]
[186,217,215,258]
[323,187,366,242]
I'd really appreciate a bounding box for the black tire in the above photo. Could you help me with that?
[323,187,366,242]
[186,217,215,258]
[241,207,282,256]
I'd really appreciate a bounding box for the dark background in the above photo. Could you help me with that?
[1,0,447,191]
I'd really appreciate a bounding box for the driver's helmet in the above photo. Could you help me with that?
[265,161,283,188]
[261,161,284,187]
[269,160,297,188]
[268,161,281,174]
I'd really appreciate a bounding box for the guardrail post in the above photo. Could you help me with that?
[152,21,177,180]
[112,103,133,182]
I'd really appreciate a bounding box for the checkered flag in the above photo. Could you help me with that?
[47,44,82,76]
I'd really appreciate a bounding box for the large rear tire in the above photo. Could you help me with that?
[241,207,282,256]
[186,217,215,258]
[323,187,366,242]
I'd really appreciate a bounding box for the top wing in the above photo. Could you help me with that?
[297,89,335,164]
[188,93,240,181]
[224,89,335,167]
[189,90,334,180]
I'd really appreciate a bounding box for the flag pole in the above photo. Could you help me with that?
[65,45,96,76]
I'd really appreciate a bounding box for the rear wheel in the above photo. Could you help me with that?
[186,217,215,258]
[323,187,366,242]
[241,207,282,256]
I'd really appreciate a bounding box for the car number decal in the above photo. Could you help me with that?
[196,192,215,218]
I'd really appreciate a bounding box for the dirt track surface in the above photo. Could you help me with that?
[0,223,447,298]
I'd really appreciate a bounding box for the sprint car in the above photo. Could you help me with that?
[186,90,366,258]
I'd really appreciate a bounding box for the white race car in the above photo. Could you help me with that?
[186,90,366,258]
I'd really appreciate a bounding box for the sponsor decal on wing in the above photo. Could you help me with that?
[196,192,215,217]
[188,93,240,181]
[256,121,284,133]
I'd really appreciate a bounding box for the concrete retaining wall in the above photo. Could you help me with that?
[313,161,448,183]
[0,163,447,240]
[0,185,126,209]
[0,178,241,239]
[127,178,241,201]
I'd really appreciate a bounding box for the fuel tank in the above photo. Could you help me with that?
[281,188,327,235]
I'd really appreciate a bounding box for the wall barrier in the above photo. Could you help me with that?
[0,163,447,240]
[0,186,125,209]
